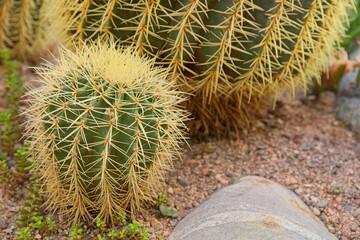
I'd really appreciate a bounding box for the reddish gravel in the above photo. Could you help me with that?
[0,92,359,240]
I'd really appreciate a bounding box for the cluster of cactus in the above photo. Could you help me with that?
[23,42,188,224]
[17,0,355,228]
[66,0,355,135]
[0,0,67,60]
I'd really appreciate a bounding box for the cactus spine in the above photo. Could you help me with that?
[0,0,67,60]
[23,42,188,224]
[67,0,355,136]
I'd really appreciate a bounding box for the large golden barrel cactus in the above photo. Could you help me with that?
[67,0,355,136]
[0,0,67,61]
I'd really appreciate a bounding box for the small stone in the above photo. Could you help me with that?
[4,226,14,234]
[335,196,342,203]
[319,214,327,221]
[352,208,360,218]
[294,150,300,155]
[312,207,321,216]
[178,177,190,187]
[285,177,298,186]
[163,230,171,237]
[167,187,174,194]
[303,184,313,188]
[192,201,199,207]
[200,167,209,176]
[344,205,352,212]
[295,188,304,195]
[215,174,229,186]
[150,218,163,230]
[334,162,342,168]
[34,234,42,239]
[317,200,328,208]
[327,225,335,234]
[310,196,319,203]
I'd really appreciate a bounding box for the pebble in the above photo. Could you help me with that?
[319,214,327,221]
[335,196,342,203]
[199,167,209,176]
[317,199,328,208]
[344,205,352,212]
[334,162,342,168]
[168,187,174,194]
[327,225,336,234]
[192,201,199,207]
[285,177,297,186]
[4,226,14,234]
[295,188,304,195]
[150,218,163,230]
[178,177,190,187]
[352,208,360,218]
[312,207,321,216]
[163,230,171,237]
[34,234,42,239]
[310,196,319,203]
[215,174,229,186]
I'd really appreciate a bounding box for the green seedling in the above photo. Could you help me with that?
[68,224,85,240]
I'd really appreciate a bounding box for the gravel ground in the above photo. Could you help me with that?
[0,92,359,240]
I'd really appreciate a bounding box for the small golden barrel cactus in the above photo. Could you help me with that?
[0,0,67,61]
[67,0,355,136]
[23,42,188,224]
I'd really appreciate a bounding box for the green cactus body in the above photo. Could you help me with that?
[69,0,170,57]
[67,0,355,136]
[23,42,188,224]
[0,0,67,60]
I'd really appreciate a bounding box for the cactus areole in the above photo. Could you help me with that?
[67,0,355,136]
[24,43,188,224]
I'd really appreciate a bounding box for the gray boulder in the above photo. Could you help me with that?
[336,70,360,134]
[169,176,336,240]
[336,97,360,134]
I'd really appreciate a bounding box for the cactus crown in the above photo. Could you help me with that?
[23,42,188,224]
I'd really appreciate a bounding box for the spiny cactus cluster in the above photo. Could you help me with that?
[0,0,67,60]
[23,42,188,224]
[66,0,355,135]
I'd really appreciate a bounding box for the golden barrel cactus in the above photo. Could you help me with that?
[23,42,189,224]
[67,0,355,136]
[0,0,67,61]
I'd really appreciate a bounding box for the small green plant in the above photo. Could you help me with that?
[157,192,179,218]
[114,211,127,225]
[96,218,107,232]
[16,178,44,229]
[13,143,32,181]
[97,234,106,240]
[0,49,24,150]
[157,192,170,207]
[0,155,9,185]
[68,224,85,240]
[127,220,149,240]
[107,229,119,239]
[15,226,32,240]
[0,111,15,157]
